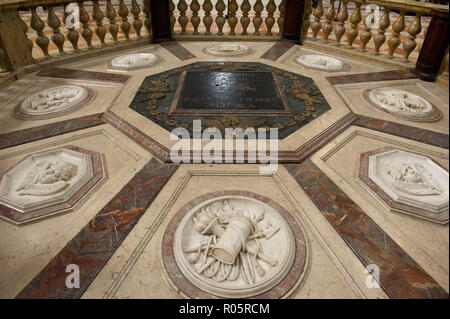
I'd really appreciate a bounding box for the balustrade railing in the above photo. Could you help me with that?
[169,0,286,38]
[0,0,152,74]
[303,0,448,64]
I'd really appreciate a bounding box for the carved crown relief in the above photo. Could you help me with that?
[170,195,299,298]
[360,147,449,223]
[295,54,348,72]
[204,43,250,56]
[109,53,158,70]
[364,88,442,122]
[16,85,93,119]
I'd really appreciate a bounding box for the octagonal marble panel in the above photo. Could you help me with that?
[360,147,449,223]
[108,53,160,71]
[0,145,104,224]
[295,54,349,72]
[203,43,251,57]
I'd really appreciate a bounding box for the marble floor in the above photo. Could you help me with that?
[0,40,448,299]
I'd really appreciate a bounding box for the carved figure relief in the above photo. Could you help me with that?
[16,160,77,196]
[365,88,442,122]
[16,85,92,119]
[204,43,250,56]
[295,54,348,71]
[110,53,158,70]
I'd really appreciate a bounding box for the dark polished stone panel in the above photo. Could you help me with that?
[285,160,449,299]
[159,41,196,61]
[326,70,417,85]
[16,159,178,299]
[129,62,331,139]
[175,71,288,112]
[37,68,130,83]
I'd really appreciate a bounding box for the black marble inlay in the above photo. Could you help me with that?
[128,62,331,139]
[176,71,287,111]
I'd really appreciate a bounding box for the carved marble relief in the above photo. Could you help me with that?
[295,54,348,72]
[109,53,159,70]
[170,195,300,298]
[204,43,250,56]
[360,147,449,223]
[0,147,98,215]
[364,88,442,122]
[15,85,93,120]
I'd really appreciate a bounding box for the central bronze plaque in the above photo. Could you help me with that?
[169,71,290,116]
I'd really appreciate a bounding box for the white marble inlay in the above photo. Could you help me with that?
[173,196,295,298]
[0,148,94,213]
[204,43,250,56]
[368,149,449,214]
[110,53,158,69]
[368,88,436,120]
[296,54,346,71]
[18,85,90,118]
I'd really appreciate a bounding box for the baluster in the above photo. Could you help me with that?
[118,0,131,39]
[373,8,390,55]
[93,1,106,45]
[190,0,201,35]
[228,0,238,35]
[359,7,372,51]
[30,7,50,58]
[240,0,251,35]
[346,2,361,48]
[334,0,348,45]
[277,0,285,34]
[322,0,335,41]
[47,6,65,55]
[265,0,276,36]
[130,0,142,38]
[302,0,313,38]
[106,0,119,43]
[0,46,7,72]
[253,0,264,35]
[143,0,152,35]
[402,14,422,62]
[178,0,188,35]
[203,0,213,36]
[19,12,34,57]
[387,10,405,59]
[169,0,175,33]
[79,2,93,48]
[215,0,226,36]
[311,0,324,40]
[64,4,80,51]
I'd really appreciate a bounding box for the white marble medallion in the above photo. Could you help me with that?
[0,148,94,213]
[204,43,250,56]
[109,53,158,70]
[173,196,296,298]
[16,85,92,119]
[295,54,348,71]
[368,149,449,214]
[365,87,441,122]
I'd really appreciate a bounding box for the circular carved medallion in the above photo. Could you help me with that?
[363,87,442,122]
[204,43,250,56]
[295,54,348,72]
[109,53,159,70]
[15,85,93,120]
[162,191,307,299]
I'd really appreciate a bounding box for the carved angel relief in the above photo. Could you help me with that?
[111,53,157,68]
[185,200,280,285]
[374,89,430,113]
[385,162,443,196]
[204,43,250,56]
[27,86,86,111]
[296,54,347,71]
[16,160,77,196]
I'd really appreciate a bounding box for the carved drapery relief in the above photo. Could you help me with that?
[110,53,158,70]
[16,85,93,119]
[172,196,297,298]
[365,88,442,122]
[204,43,250,56]
[295,54,348,71]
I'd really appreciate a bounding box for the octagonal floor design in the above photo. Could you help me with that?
[0,40,448,300]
